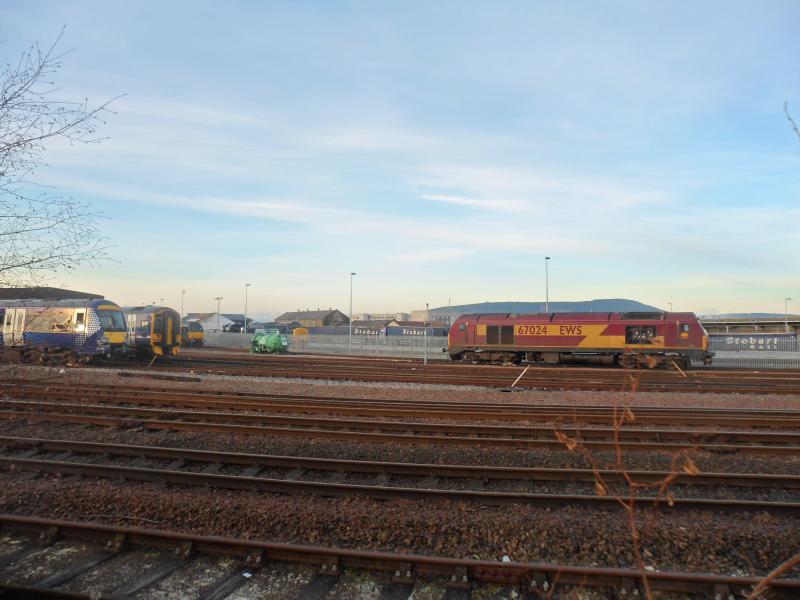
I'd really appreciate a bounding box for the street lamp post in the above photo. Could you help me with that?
[786,297,793,334]
[544,257,551,313]
[181,290,186,319]
[424,302,429,366]
[668,302,673,312]
[214,297,223,331]
[348,273,356,354]
[243,283,250,335]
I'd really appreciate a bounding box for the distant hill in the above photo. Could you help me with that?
[431,299,662,323]
[702,313,800,320]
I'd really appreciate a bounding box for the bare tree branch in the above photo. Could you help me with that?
[0,27,118,287]
[786,101,800,145]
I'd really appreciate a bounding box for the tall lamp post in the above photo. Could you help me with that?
[424,302,429,366]
[348,273,356,354]
[668,302,673,312]
[214,297,223,332]
[544,256,551,313]
[243,283,250,334]
[181,290,186,319]
[786,297,793,334]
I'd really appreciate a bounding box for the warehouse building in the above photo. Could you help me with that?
[275,309,349,327]
[185,312,236,333]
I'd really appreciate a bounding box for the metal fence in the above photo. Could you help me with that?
[289,334,451,360]
[203,331,251,349]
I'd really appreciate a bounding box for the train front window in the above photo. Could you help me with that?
[98,310,126,332]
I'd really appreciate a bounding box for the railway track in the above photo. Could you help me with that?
[3,398,800,454]
[1,515,798,599]
[1,434,799,504]
[5,379,800,428]
[119,349,800,394]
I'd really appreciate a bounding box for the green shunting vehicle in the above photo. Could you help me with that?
[250,328,288,354]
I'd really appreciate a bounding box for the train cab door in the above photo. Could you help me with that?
[674,320,691,349]
[166,314,176,351]
[12,310,26,344]
[127,314,137,345]
[3,309,25,346]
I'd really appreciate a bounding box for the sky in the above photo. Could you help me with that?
[2,1,799,318]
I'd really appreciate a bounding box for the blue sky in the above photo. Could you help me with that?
[2,1,799,318]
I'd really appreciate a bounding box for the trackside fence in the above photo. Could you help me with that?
[203,332,251,349]
[693,351,800,369]
[289,334,451,360]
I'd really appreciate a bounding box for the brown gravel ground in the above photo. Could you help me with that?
[1,474,798,577]
[7,365,800,409]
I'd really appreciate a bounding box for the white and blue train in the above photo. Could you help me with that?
[0,298,128,360]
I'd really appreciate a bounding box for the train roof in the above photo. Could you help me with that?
[121,305,179,314]
[0,298,121,309]
[454,311,698,321]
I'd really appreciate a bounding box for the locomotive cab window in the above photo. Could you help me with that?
[74,312,85,333]
[680,324,690,333]
[625,325,656,344]
[458,323,466,332]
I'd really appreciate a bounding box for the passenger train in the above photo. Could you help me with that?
[180,320,205,346]
[122,305,181,358]
[447,312,713,368]
[0,298,128,360]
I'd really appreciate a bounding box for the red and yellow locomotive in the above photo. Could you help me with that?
[447,312,712,368]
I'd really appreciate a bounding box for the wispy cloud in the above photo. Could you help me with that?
[423,193,523,211]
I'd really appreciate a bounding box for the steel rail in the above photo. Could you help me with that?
[4,380,800,428]
[1,407,798,455]
[3,435,798,489]
[1,515,799,597]
[179,352,800,378]
[172,349,800,381]
[10,377,800,413]
[2,398,799,446]
[2,455,799,513]
[164,360,800,393]
[124,352,800,394]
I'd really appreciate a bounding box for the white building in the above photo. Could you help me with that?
[186,312,236,332]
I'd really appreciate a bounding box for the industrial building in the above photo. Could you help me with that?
[275,309,349,327]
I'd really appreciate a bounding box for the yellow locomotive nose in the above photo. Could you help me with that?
[104,331,127,345]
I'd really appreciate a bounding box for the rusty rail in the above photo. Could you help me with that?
[2,398,800,447]
[1,515,798,597]
[2,405,799,455]
[2,435,798,490]
[118,349,800,394]
[4,379,800,428]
